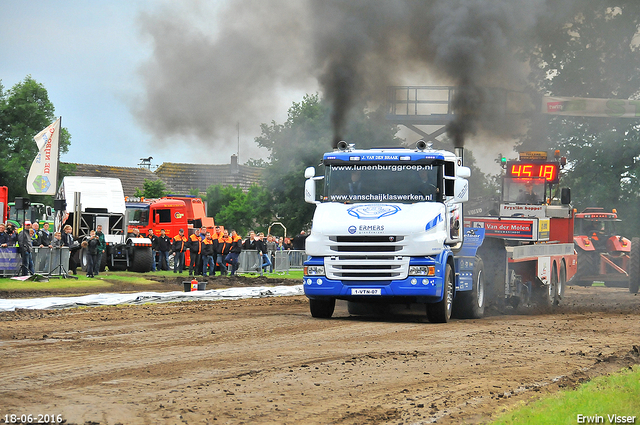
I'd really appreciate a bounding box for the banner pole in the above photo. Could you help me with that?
[56,116,61,194]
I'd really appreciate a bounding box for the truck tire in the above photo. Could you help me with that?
[573,249,596,287]
[80,247,88,272]
[477,238,507,307]
[129,246,153,273]
[427,262,454,323]
[99,253,107,272]
[629,237,640,294]
[555,261,566,305]
[453,257,485,319]
[309,298,335,318]
[536,263,557,307]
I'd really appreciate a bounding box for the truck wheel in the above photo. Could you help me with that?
[129,247,153,273]
[629,237,640,294]
[453,257,485,319]
[555,261,566,305]
[477,238,506,308]
[99,253,107,272]
[427,262,454,323]
[573,249,596,287]
[309,298,335,318]
[80,247,88,272]
[536,264,557,307]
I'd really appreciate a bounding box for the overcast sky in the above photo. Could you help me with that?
[1,0,521,175]
[0,0,306,169]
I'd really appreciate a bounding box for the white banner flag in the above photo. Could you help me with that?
[26,118,60,196]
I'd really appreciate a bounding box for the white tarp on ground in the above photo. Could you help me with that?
[0,285,304,312]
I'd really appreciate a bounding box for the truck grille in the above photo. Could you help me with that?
[332,236,404,243]
[328,235,405,255]
[325,256,409,281]
[323,235,409,280]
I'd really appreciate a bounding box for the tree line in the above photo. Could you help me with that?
[3,1,640,236]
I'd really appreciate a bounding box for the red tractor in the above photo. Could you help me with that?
[572,207,639,293]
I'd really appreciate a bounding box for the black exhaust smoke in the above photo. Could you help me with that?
[135,0,577,153]
[312,0,576,148]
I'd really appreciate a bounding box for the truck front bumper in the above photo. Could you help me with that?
[303,275,445,300]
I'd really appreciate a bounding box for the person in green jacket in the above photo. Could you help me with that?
[94,225,106,276]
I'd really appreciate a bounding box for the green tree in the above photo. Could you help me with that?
[523,2,640,235]
[255,94,402,233]
[134,179,167,199]
[204,183,273,236]
[0,76,71,202]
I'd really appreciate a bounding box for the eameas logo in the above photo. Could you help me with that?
[347,204,400,220]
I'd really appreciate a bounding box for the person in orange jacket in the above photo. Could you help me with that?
[202,232,216,277]
[215,229,232,276]
[172,228,188,273]
[188,228,203,276]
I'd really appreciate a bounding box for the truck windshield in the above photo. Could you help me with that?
[325,163,440,203]
[503,178,546,205]
[127,207,149,226]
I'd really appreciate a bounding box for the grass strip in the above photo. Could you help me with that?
[491,365,640,425]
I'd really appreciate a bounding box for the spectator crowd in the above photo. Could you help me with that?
[148,226,308,277]
[0,220,309,278]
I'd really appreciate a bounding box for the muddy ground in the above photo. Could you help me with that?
[0,281,639,425]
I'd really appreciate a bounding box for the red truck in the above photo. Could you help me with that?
[465,150,578,308]
[126,196,220,270]
[126,196,218,238]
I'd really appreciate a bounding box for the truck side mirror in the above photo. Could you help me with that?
[454,178,469,202]
[457,166,471,179]
[304,167,315,179]
[561,188,571,205]
[305,179,318,204]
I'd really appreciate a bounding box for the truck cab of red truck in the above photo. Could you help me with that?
[126,198,189,239]
[126,196,218,239]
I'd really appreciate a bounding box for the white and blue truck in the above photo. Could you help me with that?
[303,141,486,323]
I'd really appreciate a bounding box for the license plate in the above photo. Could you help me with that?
[351,288,382,295]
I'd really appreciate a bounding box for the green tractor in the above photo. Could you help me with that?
[8,201,55,230]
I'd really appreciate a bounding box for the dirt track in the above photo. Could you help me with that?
[1,282,639,425]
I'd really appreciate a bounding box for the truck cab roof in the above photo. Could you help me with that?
[323,148,455,164]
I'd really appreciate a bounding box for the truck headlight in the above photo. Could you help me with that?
[409,265,435,276]
[304,265,325,276]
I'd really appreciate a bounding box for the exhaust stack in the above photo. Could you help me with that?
[454,147,464,166]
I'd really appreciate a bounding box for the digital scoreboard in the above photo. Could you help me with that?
[506,162,559,183]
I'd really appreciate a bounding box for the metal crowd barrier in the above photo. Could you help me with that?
[235,250,307,274]
[286,250,307,270]
[236,250,263,274]
[0,247,70,277]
